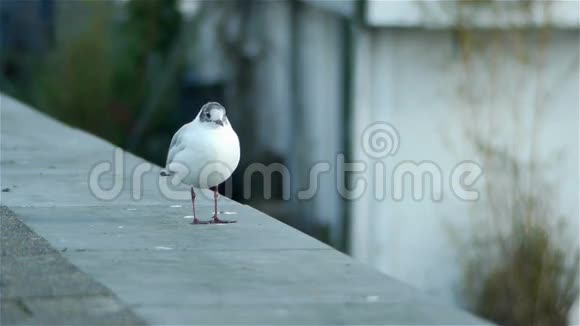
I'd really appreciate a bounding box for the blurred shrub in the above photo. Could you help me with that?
[32,0,183,150]
[462,219,578,325]
[33,5,122,143]
[119,0,184,163]
[112,0,182,118]
[455,142,579,326]
[125,0,181,59]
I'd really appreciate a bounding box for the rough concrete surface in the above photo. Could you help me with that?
[1,206,146,325]
[0,94,488,324]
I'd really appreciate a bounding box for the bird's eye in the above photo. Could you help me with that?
[205,112,211,119]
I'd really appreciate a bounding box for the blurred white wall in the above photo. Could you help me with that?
[349,26,579,303]
[367,0,579,29]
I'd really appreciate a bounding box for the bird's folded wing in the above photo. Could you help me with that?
[165,124,189,168]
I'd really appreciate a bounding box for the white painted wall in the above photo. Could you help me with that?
[349,27,579,303]
[366,0,579,29]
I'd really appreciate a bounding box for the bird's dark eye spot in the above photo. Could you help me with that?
[205,112,211,119]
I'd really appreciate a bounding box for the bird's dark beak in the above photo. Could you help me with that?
[215,120,224,127]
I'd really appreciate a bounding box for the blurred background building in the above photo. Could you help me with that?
[1,1,578,324]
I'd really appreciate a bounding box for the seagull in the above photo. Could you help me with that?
[161,102,240,224]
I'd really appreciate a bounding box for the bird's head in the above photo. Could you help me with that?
[197,102,228,127]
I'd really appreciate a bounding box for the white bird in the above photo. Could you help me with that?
[161,102,240,224]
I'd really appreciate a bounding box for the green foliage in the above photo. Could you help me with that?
[30,0,183,150]
[113,0,182,112]
[118,0,184,162]
[33,6,123,143]
[126,0,181,59]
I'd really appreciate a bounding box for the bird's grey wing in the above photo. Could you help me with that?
[165,124,188,168]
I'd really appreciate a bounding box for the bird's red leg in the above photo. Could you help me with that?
[190,187,208,224]
[211,186,236,224]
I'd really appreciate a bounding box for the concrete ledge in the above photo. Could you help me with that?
[0,94,487,324]
[1,207,146,325]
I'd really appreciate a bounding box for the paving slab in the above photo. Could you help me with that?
[0,94,489,324]
[0,207,145,325]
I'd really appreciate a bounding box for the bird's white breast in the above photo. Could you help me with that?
[168,122,240,188]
